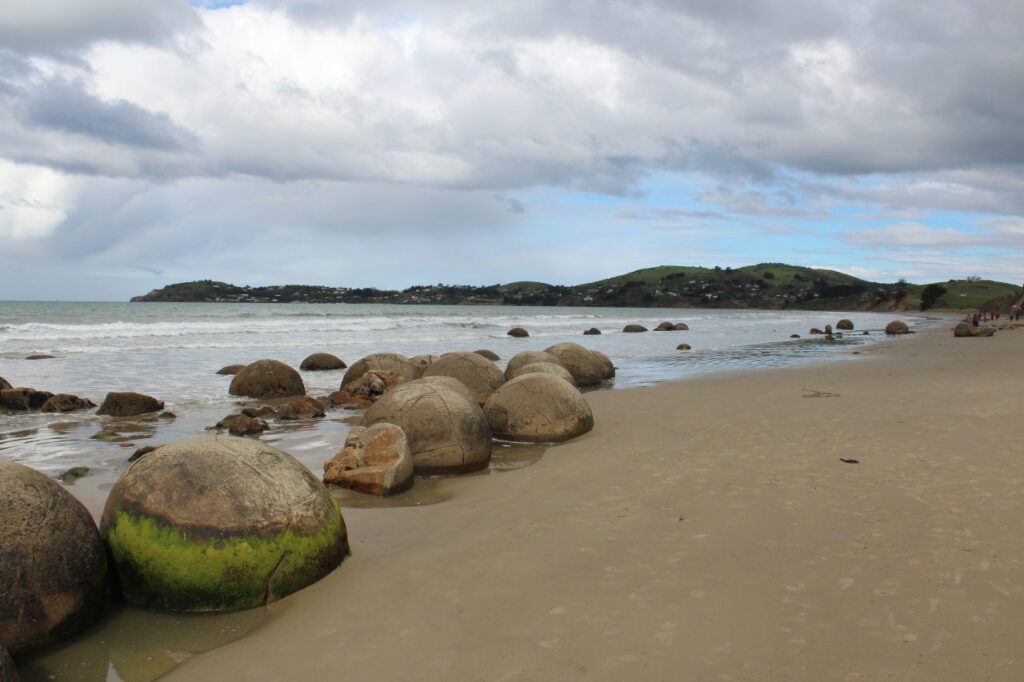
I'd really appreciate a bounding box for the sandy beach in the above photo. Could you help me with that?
[151,321,1024,681]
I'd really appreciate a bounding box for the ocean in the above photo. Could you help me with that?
[0,301,933,482]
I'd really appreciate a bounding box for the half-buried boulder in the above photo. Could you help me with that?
[583,328,601,335]
[363,380,491,473]
[229,360,305,400]
[96,392,164,417]
[101,436,347,611]
[673,323,689,330]
[504,350,559,381]
[484,374,594,443]
[0,388,54,411]
[544,342,606,387]
[0,460,107,655]
[654,322,675,331]
[216,364,246,376]
[341,353,415,389]
[507,327,529,337]
[323,423,413,496]
[423,352,505,406]
[509,361,576,385]
[300,353,346,371]
[623,324,648,333]
[885,320,911,335]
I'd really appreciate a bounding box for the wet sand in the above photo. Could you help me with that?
[156,322,1024,681]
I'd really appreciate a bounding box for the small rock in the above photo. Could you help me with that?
[57,466,89,483]
[582,327,601,335]
[228,415,267,437]
[330,371,398,408]
[24,355,55,360]
[809,328,824,335]
[97,392,164,417]
[790,334,801,338]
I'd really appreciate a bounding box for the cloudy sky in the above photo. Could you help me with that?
[1,0,1022,300]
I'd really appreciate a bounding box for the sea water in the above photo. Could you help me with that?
[0,301,934,480]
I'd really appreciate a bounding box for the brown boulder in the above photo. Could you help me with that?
[416,376,476,404]
[654,322,675,331]
[809,327,824,335]
[96,392,164,417]
[885,320,911,335]
[216,364,246,376]
[228,416,267,437]
[509,361,576,385]
[323,423,413,496]
[229,359,305,399]
[0,460,107,655]
[329,371,398,408]
[473,349,500,361]
[41,394,96,413]
[300,353,346,371]
[277,397,327,421]
[0,388,54,411]
[422,352,505,406]
[544,342,606,387]
[504,350,559,380]
[583,327,601,335]
[955,322,994,337]
[590,350,616,380]
[341,353,415,389]
[677,343,692,350]
[484,374,594,443]
[836,319,854,330]
[0,377,11,390]
[673,323,689,330]
[623,324,648,333]
[363,380,491,473]
[507,327,529,337]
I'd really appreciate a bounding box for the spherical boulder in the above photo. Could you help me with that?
[0,460,107,655]
[544,342,606,387]
[885,320,911,335]
[507,327,529,338]
[100,436,348,611]
[323,423,413,496]
[623,324,648,333]
[363,380,491,473]
[677,343,692,350]
[673,323,689,331]
[216,364,246,376]
[654,322,675,331]
[504,350,559,381]
[590,350,616,380]
[583,328,601,335]
[341,353,415,389]
[409,355,439,379]
[300,353,346,371]
[473,349,499,361]
[229,360,305,400]
[836,319,854,330]
[484,374,594,443]
[510,361,576,385]
[416,375,476,404]
[422,352,505,406]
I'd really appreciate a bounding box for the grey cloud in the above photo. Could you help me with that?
[22,79,197,151]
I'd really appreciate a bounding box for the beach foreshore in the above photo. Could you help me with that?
[161,322,1024,681]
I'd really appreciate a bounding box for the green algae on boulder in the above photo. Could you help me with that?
[0,460,107,656]
[101,436,348,612]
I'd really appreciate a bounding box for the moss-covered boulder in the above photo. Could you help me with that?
[341,353,415,389]
[229,360,305,400]
[363,380,491,473]
[300,353,346,371]
[0,460,107,655]
[100,436,348,612]
[484,374,594,443]
[422,352,505,406]
[544,342,606,387]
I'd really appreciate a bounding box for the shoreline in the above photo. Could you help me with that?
[152,320,1024,681]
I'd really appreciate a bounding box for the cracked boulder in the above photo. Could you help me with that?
[100,436,347,612]
[323,423,413,496]
[0,460,107,655]
[484,373,594,443]
[422,352,505,406]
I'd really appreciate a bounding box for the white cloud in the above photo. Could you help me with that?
[0,161,76,240]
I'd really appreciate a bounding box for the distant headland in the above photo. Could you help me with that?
[131,263,1022,312]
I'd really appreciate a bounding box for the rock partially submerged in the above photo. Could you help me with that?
[836,319,854,330]
[544,342,607,387]
[229,360,305,400]
[885,320,911,335]
[300,353,346,371]
[101,436,348,611]
[329,371,398,408]
[323,423,413,496]
[216,364,246,376]
[583,327,601,335]
[507,327,529,337]
[97,392,164,417]
[623,324,648,333]
[0,388,54,411]
[41,394,96,413]
[0,460,107,655]
[363,380,491,473]
[484,374,594,443]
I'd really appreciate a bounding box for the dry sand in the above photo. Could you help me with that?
[167,323,1024,681]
